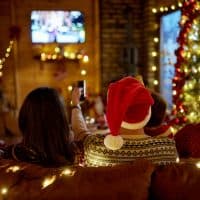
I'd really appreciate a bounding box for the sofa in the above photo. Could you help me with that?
[0,158,200,200]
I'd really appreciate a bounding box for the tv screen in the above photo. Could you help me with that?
[160,10,181,110]
[31,11,85,43]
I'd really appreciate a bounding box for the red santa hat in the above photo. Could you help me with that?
[104,76,154,150]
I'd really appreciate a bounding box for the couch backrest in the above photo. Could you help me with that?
[2,158,200,200]
[0,159,155,200]
[149,159,200,200]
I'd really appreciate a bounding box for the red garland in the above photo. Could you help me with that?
[169,0,200,126]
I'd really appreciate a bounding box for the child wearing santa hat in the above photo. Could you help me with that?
[144,90,173,138]
[71,76,178,166]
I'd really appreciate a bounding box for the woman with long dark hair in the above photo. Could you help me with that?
[1,87,75,167]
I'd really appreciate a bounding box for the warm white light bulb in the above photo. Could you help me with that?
[64,51,69,58]
[61,168,71,176]
[153,80,158,85]
[173,90,177,95]
[196,161,200,168]
[68,85,73,91]
[151,66,157,71]
[153,37,159,43]
[1,187,8,195]
[54,47,60,53]
[176,157,180,163]
[152,8,157,13]
[164,7,168,11]
[171,5,176,10]
[152,52,157,57]
[178,2,182,7]
[5,53,9,58]
[60,168,75,176]
[83,55,89,63]
[42,176,56,189]
[6,165,20,173]
[6,48,11,53]
[160,7,164,12]
[81,69,87,76]
[70,53,76,59]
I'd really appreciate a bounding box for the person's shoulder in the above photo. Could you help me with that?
[145,124,172,137]
[144,135,176,144]
[84,134,105,145]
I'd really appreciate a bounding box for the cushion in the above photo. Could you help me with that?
[41,159,155,200]
[0,159,60,200]
[150,162,200,200]
[0,159,155,200]
[175,123,200,158]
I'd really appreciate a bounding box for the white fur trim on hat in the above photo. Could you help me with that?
[104,135,124,150]
[121,107,151,130]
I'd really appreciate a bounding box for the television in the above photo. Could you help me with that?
[159,10,181,110]
[31,11,85,43]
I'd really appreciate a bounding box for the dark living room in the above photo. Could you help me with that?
[0,0,200,199]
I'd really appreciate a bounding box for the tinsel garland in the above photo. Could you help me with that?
[169,0,200,126]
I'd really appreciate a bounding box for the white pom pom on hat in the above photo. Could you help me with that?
[104,135,124,150]
[104,76,154,150]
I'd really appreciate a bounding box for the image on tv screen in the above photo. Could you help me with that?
[160,10,181,110]
[31,11,85,43]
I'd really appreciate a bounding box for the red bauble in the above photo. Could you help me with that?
[175,118,180,124]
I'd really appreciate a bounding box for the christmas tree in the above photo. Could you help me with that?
[171,0,200,127]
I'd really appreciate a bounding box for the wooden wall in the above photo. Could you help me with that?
[0,0,100,113]
[0,0,180,116]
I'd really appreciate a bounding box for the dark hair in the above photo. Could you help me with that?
[146,91,167,127]
[18,87,75,166]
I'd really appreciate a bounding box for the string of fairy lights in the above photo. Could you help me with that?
[0,160,200,197]
[0,41,89,91]
[150,1,183,87]
[2,1,199,117]
[1,1,200,197]
[169,0,200,126]
[150,0,200,127]
[0,40,14,78]
[39,46,89,64]
[0,164,76,197]
[38,46,90,93]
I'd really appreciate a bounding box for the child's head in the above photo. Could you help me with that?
[104,76,154,150]
[146,91,167,127]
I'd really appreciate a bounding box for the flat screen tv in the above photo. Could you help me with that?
[160,10,181,110]
[31,11,85,43]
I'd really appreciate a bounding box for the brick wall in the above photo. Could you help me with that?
[99,0,142,96]
[100,0,179,96]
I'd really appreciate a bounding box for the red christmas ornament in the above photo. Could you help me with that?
[175,118,180,124]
